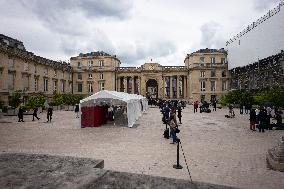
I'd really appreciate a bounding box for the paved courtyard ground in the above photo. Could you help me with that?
[0,106,283,189]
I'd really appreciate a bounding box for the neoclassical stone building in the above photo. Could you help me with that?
[71,48,230,102]
[0,34,72,105]
[0,34,230,105]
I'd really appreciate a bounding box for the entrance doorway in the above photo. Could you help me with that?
[146,79,158,99]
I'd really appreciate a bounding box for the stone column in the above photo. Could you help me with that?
[177,75,180,99]
[169,76,172,99]
[123,77,127,93]
[132,76,135,94]
[137,77,140,95]
[163,76,165,99]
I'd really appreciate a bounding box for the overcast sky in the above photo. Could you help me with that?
[0,0,281,66]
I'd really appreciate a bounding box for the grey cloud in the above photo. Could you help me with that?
[253,0,280,11]
[200,21,225,49]
[116,40,176,65]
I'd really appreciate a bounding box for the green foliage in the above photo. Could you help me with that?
[2,106,8,113]
[221,86,284,108]
[26,93,45,108]
[49,92,83,106]
[9,91,22,108]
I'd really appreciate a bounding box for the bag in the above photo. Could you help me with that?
[175,128,180,133]
[163,128,169,139]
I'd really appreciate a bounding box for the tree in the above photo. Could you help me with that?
[26,93,45,108]
[9,91,21,108]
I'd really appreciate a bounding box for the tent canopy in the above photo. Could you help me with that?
[80,90,148,127]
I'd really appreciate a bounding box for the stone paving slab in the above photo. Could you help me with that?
[0,153,238,189]
[0,106,284,189]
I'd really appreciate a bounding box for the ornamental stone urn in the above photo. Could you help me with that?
[267,136,284,172]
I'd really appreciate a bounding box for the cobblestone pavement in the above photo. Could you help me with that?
[0,107,283,189]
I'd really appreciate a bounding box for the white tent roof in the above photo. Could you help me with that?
[79,90,148,128]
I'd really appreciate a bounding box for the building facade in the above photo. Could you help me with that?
[70,48,229,103]
[0,35,73,105]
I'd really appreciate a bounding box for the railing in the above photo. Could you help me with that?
[226,1,284,46]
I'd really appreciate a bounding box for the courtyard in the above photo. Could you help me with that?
[0,106,283,189]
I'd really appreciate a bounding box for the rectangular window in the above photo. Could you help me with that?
[69,82,72,92]
[99,60,104,67]
[211,70,216,77]
[100,82,105,91]
[78,83,82,92]
[88,60,93,67]
[8,73,14,90]
[53,81,57,91]
[200,71,205,78]
[221,58,226,64]
[78,73,82,80]
[200,81,206,91]
[211,81,216,91]
[88,83,93,93]
[44,79,48,91]
[34,78,38,91]
[199,57,205,65]
[100,73,104,80]
[222,70,226,77]
[8,58,15,69]
[61,81,65,92]
[69,73,72,80]
[77,62,82,69]
[222,81,227,91]
[88,74,93,79]
[211,57,216,64]
[53,70,57,77]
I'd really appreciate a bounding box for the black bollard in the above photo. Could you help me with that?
[173,138,183,169]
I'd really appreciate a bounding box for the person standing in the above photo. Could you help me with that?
[169,115,178,144]
[47,106,53,123]
[75,104,79,118]
[240,102,244,114]
[18,106,24,122]
[177,106,182,124]
[194,101,198,113]
[249,109,256,131]
[258,107,266,133]
[212,100,217,111]
[32,107,40,121]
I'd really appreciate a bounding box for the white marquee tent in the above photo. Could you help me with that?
[80,90,148,127]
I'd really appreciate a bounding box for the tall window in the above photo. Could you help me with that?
[100,73,104,80]
[99,60,104,67]
[222,81,227,91]
[8,58,15,69]
[34,65,37,73]
[34,78,38,91]
[69,82,72,92]
[78,83,82,92]
[53,70,57,77]
[88,60,93,67]
[200,71,205,78]
[199,57,205,65]
[77,62,82,69]
[222,70,226,77]
[44,79,48,92]
[211,81,216,91]
[200,81,206,91]
[99,82,105,91]
[88,74,93,79]
[211,70,216,77]
[69,73,72,80]
[8,73,14,90]
[221,58,226,64]
[78,73,82,80]
[61,81,65,92]
[88,83,93,93]
[211,57,216,64]
[62,72,64,79]
[53,81,57,91]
